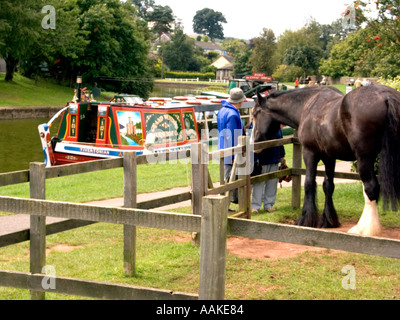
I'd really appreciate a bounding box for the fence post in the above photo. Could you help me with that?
[191,142,208,245]
[123,151,137,276]
[29,162,46,300]
[199,195,229,300]
[292,129,302,208]
[219,157,225,187]
[237,136,251,218]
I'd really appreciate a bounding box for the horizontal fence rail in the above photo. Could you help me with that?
[228,218,400,260]
[0,271,197,300]
[0,196,201,233]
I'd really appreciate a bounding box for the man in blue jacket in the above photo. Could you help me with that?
[217,88,246,203]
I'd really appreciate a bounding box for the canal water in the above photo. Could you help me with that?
[0,86,205,173]
[0,118,50,173]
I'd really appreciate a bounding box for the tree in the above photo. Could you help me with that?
[21,0,89,84]
[233,47,253,75]
[319,23,400,78]
[274,19,329,67]
[75,0,153,96]
[130,0,155,19]
[0,0,41,81]
[272,64,304,82]
[283,45,323,76]
[318,0,400,79]
[221,38,252,75]
[360,0,400,47]
[163,29,200,71]
[250,28,278,75]
[147,5,175,36]
[221,38,248,56]
[193,8,227,40]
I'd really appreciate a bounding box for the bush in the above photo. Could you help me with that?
[272,64,304,82]
[164,71,216,80]
[378,76,400,92]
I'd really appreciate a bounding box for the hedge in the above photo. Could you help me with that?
[164,71,216,80]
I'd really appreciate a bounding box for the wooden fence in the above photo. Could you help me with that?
[0,133,400,300]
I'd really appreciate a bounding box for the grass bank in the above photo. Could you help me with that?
[0,74,113,107]
[0,74,74,107]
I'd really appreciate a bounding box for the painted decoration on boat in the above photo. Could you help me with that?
[183,111,198,141]
[116,110,143,146]
[144,112,183,145]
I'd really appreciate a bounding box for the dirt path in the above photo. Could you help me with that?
[225,223,400,260]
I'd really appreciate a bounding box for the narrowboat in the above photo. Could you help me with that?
[38,77,255,167]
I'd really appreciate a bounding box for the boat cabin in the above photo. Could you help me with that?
[39,101,199,167]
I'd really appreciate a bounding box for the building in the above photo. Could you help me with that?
[126,117,137,136]
[152,32,172,45]
[212,55,234,81]
[194,40,226,56]
[216,64,234,81]
[211,55,233,69]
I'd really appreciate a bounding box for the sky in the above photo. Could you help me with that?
[153,0,360,39]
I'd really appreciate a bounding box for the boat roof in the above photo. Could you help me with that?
[79,100,256,112]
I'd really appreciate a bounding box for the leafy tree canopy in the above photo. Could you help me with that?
[250,28,278,75]
[163,29,202,72]
[1,0,154,96]
[0,0,41,81]
[193,8,227,40]
[146,5,175,36]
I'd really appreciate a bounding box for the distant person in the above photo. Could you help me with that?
[362,78,370,87]
[294,78,299,88]
[217,88,246,204]
[354,78,362,88]
[92,82,101,98]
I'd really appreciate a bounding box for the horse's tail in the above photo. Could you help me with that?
[379,96,400,211]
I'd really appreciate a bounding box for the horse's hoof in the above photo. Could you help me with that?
[348,224,381,237]
[295,216,318,228]
[319,215,341,229]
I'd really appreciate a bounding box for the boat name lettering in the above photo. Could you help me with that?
[80,147,110,155]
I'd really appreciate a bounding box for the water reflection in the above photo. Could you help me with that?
[150,86,202,98]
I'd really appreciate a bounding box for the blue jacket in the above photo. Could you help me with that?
[217,100,243,165]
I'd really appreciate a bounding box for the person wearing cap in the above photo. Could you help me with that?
[217,88,246,204]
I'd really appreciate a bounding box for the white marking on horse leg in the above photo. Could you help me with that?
[348,187,382,237]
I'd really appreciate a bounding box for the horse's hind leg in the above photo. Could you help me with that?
[348,158,382,236]
[319,157,340,228]
[296,148,319,228]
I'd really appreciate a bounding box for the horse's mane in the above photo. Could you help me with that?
[267,86,342,100]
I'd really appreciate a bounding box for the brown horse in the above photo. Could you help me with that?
[252,85,400,236]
